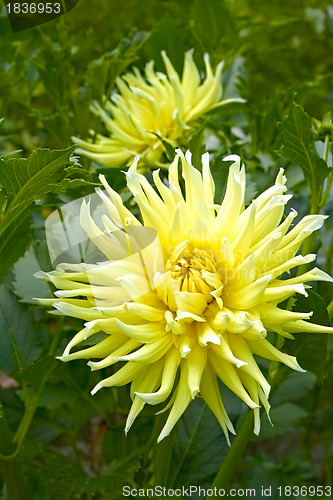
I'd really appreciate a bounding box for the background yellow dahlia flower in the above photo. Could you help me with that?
[72,50,242,168]
[38,150,333,443]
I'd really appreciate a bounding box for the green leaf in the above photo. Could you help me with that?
[258,402,307,440]
[0,146,80,283]
[150,132,175,161]
[191,0,238,55]
[169,398,229,488]
[85,28,150,100]
[22,439,139,499]
[283,290,329,378]
[0,146,76,234]
[272,372,316,406]
[19,356,57,392]
[278,102,330,204]
[13,242,53,304]
[0,216,32,284]
[188,125,206,168]
[0,285,48,377]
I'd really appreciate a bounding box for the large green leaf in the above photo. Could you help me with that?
[168,398,229,489]
[0,285,48,377]
[278,102,330,203]
[23,439,139,499]
[0,146,80,283]
[13,241,53,304]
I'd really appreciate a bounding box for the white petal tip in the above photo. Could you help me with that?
[91,385,101,396]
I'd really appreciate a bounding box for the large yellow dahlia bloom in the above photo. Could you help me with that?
[72,51,241,168]
[37,150,333,443]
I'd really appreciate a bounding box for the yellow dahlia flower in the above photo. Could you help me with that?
[72,50,242,168]
[37,150,333,443]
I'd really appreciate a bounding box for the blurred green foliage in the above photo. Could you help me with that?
[0,0,332,499]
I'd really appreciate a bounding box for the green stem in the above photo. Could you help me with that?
[0,397,31,500]
[208,411,254,497]
[323,133,330,163]
[14,317,64,451]
[319,134,332,209]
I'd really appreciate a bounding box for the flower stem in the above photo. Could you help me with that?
[208,410,254,497]
[0,396,31,500]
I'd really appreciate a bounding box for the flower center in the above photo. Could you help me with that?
[166,247,221,297]
[154,242,224,313]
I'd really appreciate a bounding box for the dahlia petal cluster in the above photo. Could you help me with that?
[37,151,333,443]
[72,50,241,168]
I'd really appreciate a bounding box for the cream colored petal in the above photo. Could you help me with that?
[252,195,292,245]
[249,209,298,253]
[52,302,105,321]
[231,202,256,258]
[261,283,307,303]
[276,215,327,251]
[223,275,272,309]
[227,334,271,398]
[209,350,259,409]
[200,364,235,445]
[88,338,141,370]
[126,362,163,434]
[117,335,173,363]
[187,342,208,398]
[256,303,313,325]
[197,323,221,347]
[237,371,261,435]
[267,254,316,279]
[208,307,234,331]
[174,291,207,317]
[282,320,333,334]
[210,336,247,368]
[91,361,146,395]
[136,347,180,405]
[157,361,192,442]
[60,334,128,362]
[123,302,166,321]
[246,338,305,372]
[269,268,333,287]
[226,310,257,333]
[114,318,165,343]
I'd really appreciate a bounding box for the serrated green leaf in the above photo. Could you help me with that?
[0,216,32,284]
[278,102,330,203]
[19,356,57,392]
[0,146,76,235]
[283,290,329,378]
[0,146,82,284]
[0,285,48,377]
[22,439,139,499]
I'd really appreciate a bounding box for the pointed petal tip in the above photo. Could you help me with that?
[91,383,102,396]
